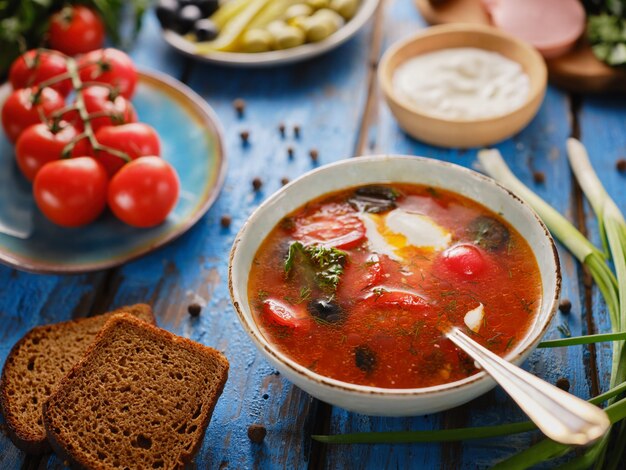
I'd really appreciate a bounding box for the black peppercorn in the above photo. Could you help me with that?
[559,299,572,314]
[187,303,202,317]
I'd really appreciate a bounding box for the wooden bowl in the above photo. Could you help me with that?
[378,24,548,148]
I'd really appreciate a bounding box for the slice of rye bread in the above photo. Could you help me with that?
[0,304,156,454]
[43,313,229,470]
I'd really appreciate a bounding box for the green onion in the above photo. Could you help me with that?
[566,138,626,466]
[478,148,624,468]
[567,138,626,383]
[538,331,626,348]
[312,381,626,445]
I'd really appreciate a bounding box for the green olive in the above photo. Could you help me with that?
[241,29,273,53]
[289,16,309,31]
[266,20,289,37]
[285,4,314,23]
[306,0,330,9]
[303,16,335,42]
[314,8,345,29]
[272,25,306,49]
[330,0,359,20]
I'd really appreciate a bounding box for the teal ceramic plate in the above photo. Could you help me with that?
[0,70,226,274]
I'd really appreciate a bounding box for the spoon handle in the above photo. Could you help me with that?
[447,328,610,446]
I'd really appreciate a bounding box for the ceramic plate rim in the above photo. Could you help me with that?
[161,0,380,67]
[0,68,227,274]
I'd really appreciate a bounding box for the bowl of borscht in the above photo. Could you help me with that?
[229,155,561,416]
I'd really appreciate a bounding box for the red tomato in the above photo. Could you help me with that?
[363,254,384,288]
[92,123,161,176]
[33,157,108,227]
[293,205,366,249]
[9,50,72,97]
[78,49,138,99]
[15,122,79,182]
[107,156,179,227]
[441,244,488,278]
[65,85,137,133]
[262,298,310,330]
[365,288,429,310]
[1,87,65,143]
[48,6,105,56]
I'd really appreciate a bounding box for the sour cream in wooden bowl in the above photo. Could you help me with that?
[379,24,547,148]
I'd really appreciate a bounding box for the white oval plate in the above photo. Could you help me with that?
[162,0,379,67]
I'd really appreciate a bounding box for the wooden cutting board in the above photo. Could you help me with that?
[415,0,626,93]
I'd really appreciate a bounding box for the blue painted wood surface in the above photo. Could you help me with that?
[1,2,625,469]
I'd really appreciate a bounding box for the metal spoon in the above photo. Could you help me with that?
[447,327,610,446]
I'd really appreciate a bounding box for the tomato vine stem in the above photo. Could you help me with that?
[62,57,130,164]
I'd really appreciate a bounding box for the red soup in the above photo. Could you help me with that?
[248,184,542,389]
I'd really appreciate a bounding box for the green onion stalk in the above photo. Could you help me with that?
[478,148,623,469]
[566,138,626,469]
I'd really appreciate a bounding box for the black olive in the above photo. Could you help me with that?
[355,186,399,201]
[174,5,202,34]
[307,299,343,323]
[467,215,510,252]
[354,345,377,373]
[194,0,220,16]
[155,0,179,30]
[349,185,399,214]
[194,18,219,41]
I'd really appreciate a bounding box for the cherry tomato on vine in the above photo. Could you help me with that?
[64,85,137,133]
[92,123,161,176]
[78,49,138,99]
[1,87,65,143]
[15,121,79,182]
[48,6,105,56]
[9,50,72,97]
[33,157,108,227]
[108,156,179,228]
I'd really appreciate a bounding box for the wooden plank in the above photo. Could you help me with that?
[325,1,597,468]
[43,14,377,470]
[577,94,626,394]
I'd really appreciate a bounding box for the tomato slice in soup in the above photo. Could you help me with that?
[365,288,429,310]
[364,254,384,288]
[292,204,366,249]
[263,298,310,331]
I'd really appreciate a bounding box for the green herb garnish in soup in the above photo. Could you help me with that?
[248,184,542,389]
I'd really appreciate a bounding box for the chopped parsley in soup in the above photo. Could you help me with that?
[247,184,542,389]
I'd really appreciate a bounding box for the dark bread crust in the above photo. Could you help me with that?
[43,313,229,470]
[0,305,156,454]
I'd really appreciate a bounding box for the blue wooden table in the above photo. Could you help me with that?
[1,1,625,468]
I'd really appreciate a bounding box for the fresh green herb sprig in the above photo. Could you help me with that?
[0,0,149,77]
[285,241,347,291]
